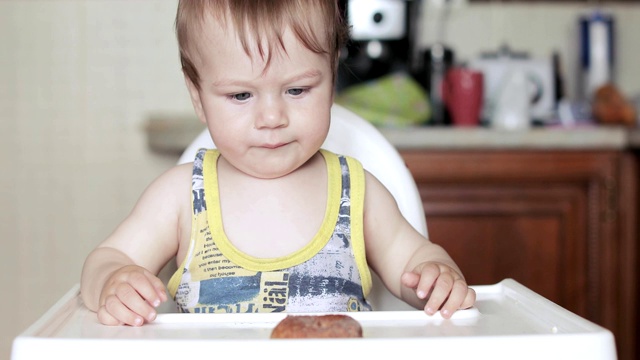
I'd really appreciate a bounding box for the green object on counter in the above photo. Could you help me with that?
[335,72,430,127]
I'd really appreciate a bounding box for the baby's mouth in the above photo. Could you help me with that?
[260,142,289,149]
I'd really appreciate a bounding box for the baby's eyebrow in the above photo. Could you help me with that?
[211,69,323,88]
[285,69,322,83]
[210,78,246,88]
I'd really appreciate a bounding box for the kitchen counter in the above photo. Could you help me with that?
[380,126,632,151]
[145,116,639,154]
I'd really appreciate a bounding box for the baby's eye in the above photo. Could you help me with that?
[287,88,306,96]
[231,92,251,101]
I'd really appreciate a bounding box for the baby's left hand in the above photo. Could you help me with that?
[401,262,476,319]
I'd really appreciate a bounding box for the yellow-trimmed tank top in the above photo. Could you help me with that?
[167,149,373,313]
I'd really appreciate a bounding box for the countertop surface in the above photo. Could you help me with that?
[145,117,640,154]
[380,126,635,151]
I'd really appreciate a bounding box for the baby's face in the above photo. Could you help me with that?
[186,15,334,179]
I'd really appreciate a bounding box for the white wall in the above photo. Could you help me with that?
[1,1,639,359]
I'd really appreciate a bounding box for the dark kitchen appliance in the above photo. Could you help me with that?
[414,43,455,125]
[337,0,422,91]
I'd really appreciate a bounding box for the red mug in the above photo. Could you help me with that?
[442,67,484,126]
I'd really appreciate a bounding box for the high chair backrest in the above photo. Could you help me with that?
[177,103,427,311]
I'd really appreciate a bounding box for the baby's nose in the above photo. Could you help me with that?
[255,96,288,129]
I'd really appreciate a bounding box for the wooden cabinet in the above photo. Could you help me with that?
[400,149,637,360]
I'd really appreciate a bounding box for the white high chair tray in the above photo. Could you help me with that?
[12,279,616,360]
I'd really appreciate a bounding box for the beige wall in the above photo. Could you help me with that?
[422,2,640,100]
[1,1,639,358]
[0,1,188,357]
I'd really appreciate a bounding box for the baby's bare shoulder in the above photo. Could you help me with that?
[143,163,193,196]
[131,163,193,223]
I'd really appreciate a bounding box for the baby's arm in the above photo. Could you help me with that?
[80,163,192,326]
[363,172,475,318]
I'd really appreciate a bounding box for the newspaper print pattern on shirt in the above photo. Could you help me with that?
[173,149,372,313]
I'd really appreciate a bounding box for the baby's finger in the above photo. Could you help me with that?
[461,287,476,309]
[400,272,420,289]
[146,271,169,303]
[103,293,146,326]
[97,305,122,326]
[114,282,157,323]
[423,272,454,315]
[128,271,164,308]
[414,263,440,300]
[439,279,469,319]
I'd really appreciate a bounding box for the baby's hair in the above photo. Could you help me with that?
[176,0,349,90]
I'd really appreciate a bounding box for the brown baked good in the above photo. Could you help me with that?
[592,83,637,126]
[270,314,363,339]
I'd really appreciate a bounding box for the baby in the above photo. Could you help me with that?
[80,0,475,326]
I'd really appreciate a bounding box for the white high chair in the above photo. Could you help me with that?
[176,103,427,311]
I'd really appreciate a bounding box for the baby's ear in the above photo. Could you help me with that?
[183,74,206,124]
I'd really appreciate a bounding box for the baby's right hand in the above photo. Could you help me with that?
[97,265,168,326]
